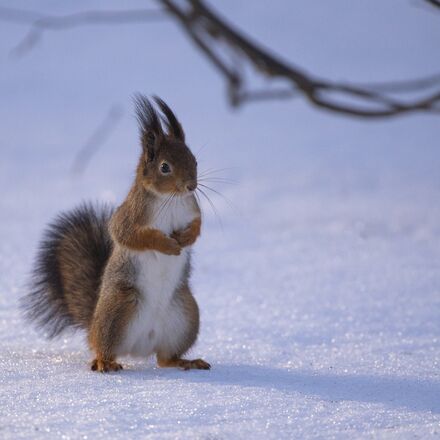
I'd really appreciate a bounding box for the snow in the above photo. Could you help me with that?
[1,1,440,438]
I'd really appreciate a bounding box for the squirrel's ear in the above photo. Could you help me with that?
[134,94,163,160]
[153,96,185,142]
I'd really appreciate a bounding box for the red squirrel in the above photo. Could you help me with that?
[23,95,210,372]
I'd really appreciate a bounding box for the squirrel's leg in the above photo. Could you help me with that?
[156,283,210,370]
[88,285,139,373]
[90,357,122,373]
[157,357,210,370]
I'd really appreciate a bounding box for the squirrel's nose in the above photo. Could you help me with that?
[186,181,197,192]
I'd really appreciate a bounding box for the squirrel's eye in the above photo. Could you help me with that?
[160,162,171,174]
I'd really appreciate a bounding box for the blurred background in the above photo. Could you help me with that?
[1,0,439,217]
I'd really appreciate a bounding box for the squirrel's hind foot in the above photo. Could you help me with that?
[91,358,123,373]
[157,357,211,371]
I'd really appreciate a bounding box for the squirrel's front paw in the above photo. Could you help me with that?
[159,238,181,256]
[91,359,123,373]
[171,227,197,247]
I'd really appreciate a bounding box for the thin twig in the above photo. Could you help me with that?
[159,0,440,118]
[0,6,166,57]
[1,3,439,118]
[423,0,440,9]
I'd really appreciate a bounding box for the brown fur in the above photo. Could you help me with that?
[22,204,114,337]
[88,253,138,366]
[157,357,210,370]
[23,96,209,372]
[172,216,201,247]
[109,183,182,255]
[87,96,209,372]
[91,358,123,372]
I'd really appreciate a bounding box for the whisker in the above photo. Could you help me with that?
[162,191,177,224]
[195,142,209,157]
[197,187,223,230]
[198,183,237,213]
[193,191,203,220]
[198,167,237,178]
[152,195,170,223]
[194,190,202,207]
[198,177,237,185]
[152,191,174,224]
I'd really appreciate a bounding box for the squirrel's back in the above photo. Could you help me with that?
[22,203,113,337]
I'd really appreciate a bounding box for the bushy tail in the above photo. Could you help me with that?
[22,203,114,338]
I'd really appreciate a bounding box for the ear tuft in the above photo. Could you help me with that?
[133,93,163,153]
[153,96,185,142]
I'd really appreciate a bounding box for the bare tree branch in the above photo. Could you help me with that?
[353,73,440,93]
[1,3,439,118]
[158,0,440,118]
[0,6,167,57]
[423,0,440,9]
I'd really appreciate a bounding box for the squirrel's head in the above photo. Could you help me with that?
[134,94,197,196]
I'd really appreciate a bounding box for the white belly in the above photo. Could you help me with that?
[118,195,196,357]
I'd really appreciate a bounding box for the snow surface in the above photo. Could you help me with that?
[1,1,440,438]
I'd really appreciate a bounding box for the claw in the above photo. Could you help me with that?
[91,359,123,373]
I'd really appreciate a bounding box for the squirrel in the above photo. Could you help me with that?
[22,95,210,372]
